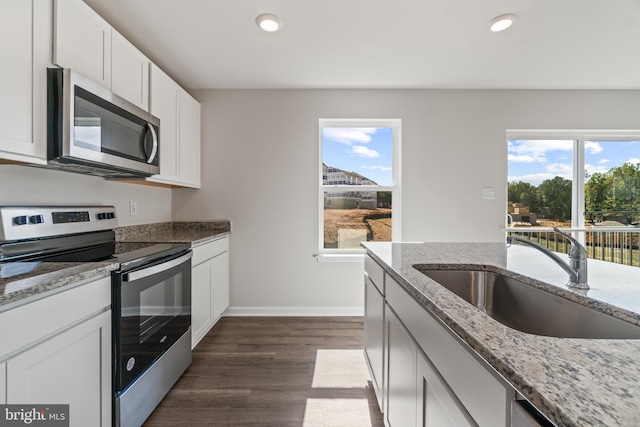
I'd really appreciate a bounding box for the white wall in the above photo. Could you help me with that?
[178,89,640,315]
[0,165,172,226]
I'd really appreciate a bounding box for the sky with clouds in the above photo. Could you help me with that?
[322,127,393,186]
[508,139,640,186]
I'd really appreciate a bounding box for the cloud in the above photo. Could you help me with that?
[323,128,377,145]
[598,159,610,164]
[626,157,640,165]
[584,141,603,154]
[509,161,573,186]
[362,165,392,172]
[508,154,539,163]
[508,139,573,163]
[508,173,561,186]
[585,163,610,175]
[349,145,380,158]
[546,163,573,175]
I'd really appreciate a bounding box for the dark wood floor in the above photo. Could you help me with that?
[143,317,385,427]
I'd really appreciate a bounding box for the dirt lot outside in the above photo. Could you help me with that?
[324,208,391,248]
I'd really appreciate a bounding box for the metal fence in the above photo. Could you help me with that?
[507,228,640,267]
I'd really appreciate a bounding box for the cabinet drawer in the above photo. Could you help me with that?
[385,274,512,427]
[192,236,228,266]
[0,276,111,359]
[365,254,385,294]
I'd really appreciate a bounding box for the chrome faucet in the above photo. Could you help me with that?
[507,227,589,290]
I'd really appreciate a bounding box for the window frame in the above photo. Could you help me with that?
[506,129,640,239]
[318,118,402,259]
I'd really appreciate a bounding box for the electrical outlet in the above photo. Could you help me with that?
[130,201,138,216]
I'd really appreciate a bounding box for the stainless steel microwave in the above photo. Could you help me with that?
[44,68,160,179]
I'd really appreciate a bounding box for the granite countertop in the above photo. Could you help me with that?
[114,220,231,246]
[362,241,640,427]
[0,261,118,311]
[0,221,231,310]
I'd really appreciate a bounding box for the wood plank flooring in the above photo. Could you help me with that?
[143,317,385,427]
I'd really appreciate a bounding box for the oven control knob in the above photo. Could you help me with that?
[13,215,28,226]
[29,215,44,224]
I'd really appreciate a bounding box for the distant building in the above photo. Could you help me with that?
[508,202,538,225]
[323,163,378,209]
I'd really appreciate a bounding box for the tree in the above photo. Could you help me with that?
[537,177,572,221]
[585,172,613,213]
[611,162,640,211]
[508,181,540,213]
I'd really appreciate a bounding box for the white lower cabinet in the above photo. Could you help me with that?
[0,276,112,427]
[0,362,6,404]
[191,236,230,348]
[364,258,515,427]
[417,348,477,427]
[7,311,111,427]
[385,306,417,427]
[364,274,384,409]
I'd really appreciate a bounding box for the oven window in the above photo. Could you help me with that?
[139,274,184,343]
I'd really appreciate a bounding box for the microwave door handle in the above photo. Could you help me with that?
[123,252,192,282]
[146,123,158,164]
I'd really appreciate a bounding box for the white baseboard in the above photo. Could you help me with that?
[224,306,364,317]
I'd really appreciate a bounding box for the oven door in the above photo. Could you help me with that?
[114,250,191,393]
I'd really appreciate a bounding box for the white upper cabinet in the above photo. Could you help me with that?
[178,88,201,187]
[54,0,150,111]
[149,64,201,188]
[0,0,50,164]
[0,0,200,176]
[150,64,180,182]
[111,30,150,111]
[54,0,112,89]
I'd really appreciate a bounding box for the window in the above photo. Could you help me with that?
[319,119,401,255]
[507,130,640,266]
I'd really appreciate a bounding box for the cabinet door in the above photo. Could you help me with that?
[7,311,112,427]
[112,30,149,111]
[192,259,214,348]
[149,64,180,183]
[417,350,477,427]
[54,0,111,88]
[0,0,48,163]
[386,306,417,427]
[364,275,384,410]
[211,251,229,322]
[178,89,201,188]
[0,361,5,404]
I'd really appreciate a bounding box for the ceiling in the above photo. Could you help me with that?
[83,0,640,90]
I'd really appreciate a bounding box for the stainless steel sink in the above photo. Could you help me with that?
[416,268,640,339]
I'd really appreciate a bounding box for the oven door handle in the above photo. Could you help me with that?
[123,252,192,282]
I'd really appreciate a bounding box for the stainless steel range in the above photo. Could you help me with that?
[0,206,192,427]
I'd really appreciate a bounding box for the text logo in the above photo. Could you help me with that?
[0,405,69,427]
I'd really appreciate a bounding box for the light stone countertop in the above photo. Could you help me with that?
[362,241,640,427]
[0,221,231,310]
[115,220,231,246]
[0,261,118,311]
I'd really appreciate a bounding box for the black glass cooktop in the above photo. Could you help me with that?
[0,229,190,268]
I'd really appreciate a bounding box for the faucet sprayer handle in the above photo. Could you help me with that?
[553,227,587,259]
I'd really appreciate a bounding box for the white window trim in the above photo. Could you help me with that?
[506,129,640,243]
[318,118,402,260]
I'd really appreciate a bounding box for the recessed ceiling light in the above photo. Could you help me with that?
[256,13,283,33]
[488,13,518,32]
